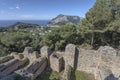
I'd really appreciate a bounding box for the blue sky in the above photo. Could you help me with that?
[0,0,96,20]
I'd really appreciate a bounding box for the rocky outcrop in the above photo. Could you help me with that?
[47,14,81,27]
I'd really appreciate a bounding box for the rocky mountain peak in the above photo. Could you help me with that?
[47,14,81,27]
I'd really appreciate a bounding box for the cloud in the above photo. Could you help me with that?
[16,5,20,9]
[16,6,20,9]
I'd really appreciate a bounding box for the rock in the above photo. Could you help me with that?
[47,14,81,27]
[98,46,117,56]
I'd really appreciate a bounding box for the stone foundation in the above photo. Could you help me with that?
[0,45,120,80]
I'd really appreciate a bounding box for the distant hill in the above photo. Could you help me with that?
[0,22,41,32]
[47,14,81,27]
[9,22,40,30]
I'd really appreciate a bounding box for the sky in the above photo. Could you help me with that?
[0,0,96,20]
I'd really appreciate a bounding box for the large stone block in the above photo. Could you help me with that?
[65,44,78,69]
[40,46,52,58]
[50,52,64,72]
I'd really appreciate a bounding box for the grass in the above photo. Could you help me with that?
[36,68,95,80]
[71,70,95,80]
[36,68,64,80]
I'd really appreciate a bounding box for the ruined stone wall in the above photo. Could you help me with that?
[34,60,47,78]
[0,58,25,77]
[50,53,64,72]
[1,45,120,80]
[98,46,120,78]
[76,49,100,74]
[65,44,78,69]
[0,56,14,63]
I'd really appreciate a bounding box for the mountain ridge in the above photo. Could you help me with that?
[47,14,82,27]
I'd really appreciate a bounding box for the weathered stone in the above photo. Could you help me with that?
[50,52,64,72]
[98,46,117,56]
[40,46,52,58]
[76,48,99,74]
[10,52,18,56]
[65,44,78,69]
[0,59,25,77]
[98,65,116,80]
[62,65,72,80]
[23,47,33,54]
[0,56,14,64]
[11,53,24,60]
[34,60,47,78]
[27,51,40,62]
[15,57,47,79]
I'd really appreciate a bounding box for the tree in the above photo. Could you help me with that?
[86,0,113,30]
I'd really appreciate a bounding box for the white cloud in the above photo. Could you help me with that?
[16,6,20,9]
[16,5,20,9]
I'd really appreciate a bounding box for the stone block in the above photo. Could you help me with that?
[65,44,78,69]
[23,47,33,54]
[50,52,64,72]
[40,46,52,58]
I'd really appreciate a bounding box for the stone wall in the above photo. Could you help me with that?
[98,46,120,79]
[0,56,14,64]
[15,57,47,79]
[0,58,25,77]
[0,45,120,80]
[34,60,47,78]
[50,52,64,72]
[23,47,34,55]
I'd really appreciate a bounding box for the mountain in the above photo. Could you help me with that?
[47,14,81,27]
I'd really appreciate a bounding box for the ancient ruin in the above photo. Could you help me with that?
[0,44,120,80]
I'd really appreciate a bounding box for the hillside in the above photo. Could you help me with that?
[47,14,81,27]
